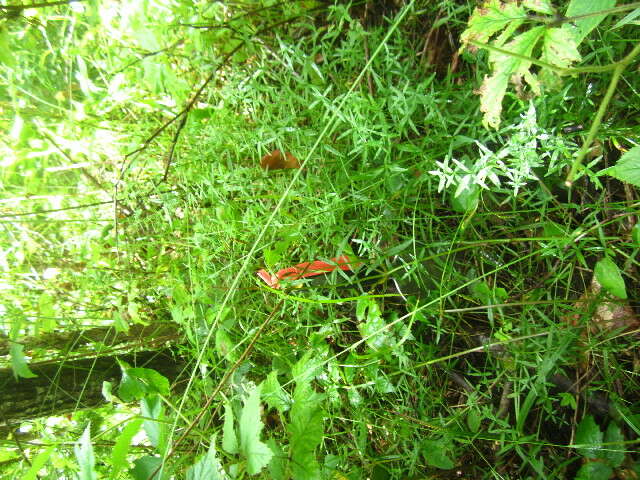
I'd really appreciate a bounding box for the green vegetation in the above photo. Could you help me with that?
[1,0,639,479]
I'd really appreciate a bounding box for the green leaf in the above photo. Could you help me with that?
[632,224,640,248]
[421,439,455,469]
[467,409,482,433]
[10,343,37,379]
[524,0,554,15]
[574,462,614,480]
[118,362,170,402]
[130,456,166,480]
[187,436,226,480]
[261,370,291,413]
[239,384,273,475]
[20,445,55,480]
[575,415,603,459]
[110,418,143,479]
[602,422,625,467]
[565,0,616,44]
[267,439,287,480]
[0,27,15,68]
[594,257,627,299]
[141,396,167,453]
[222,402,239,454]
[450,183,479,213]
[289,380,324,480]
[600,146,640,187]
[74,425,97,480]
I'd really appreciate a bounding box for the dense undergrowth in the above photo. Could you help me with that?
[1,0,639,479]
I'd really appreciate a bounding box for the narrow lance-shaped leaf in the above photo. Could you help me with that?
[75,425,97,480]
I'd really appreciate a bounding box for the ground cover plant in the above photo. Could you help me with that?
[0,0,639,479]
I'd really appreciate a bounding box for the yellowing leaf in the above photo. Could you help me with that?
[481,26,545,128]
[239,385,273,475]
[461,0,526,49]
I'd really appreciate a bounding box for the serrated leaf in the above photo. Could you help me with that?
[600,146,640,187]
[130,456,167,480]
[75,425,97,480]
[289,380,324,480]
[603,422,625,467]
[461,0,526,48]
[421,439,455,469]
[10,343,37,379]
[111,418,143,478]
[481,26,546,128]
[222,403,239,454]
[524,0,554,15]
[186,436,227,480]
[574,462,614,480]
[262,370,291,413]
[594,257,627,299]
[565,0,616,44]
[239,385,273,475]
[141,396,167,453]
[540,28,581,69]
[267,439,287,480]
[575,415,603,459]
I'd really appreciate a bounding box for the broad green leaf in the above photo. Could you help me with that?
[267,439,287,480]
[524,0,554,15]
[0,28,15,68]
[574,462,614,480]
[291,351,320,384]
[130,456,166,480]
[186,436,226,480]
[594,257,627,299]
[467,409,482,433]
[565,0,616,44]
[37,293,56,332]
[421,439,455,469]
[222,403,239,454]
[451,183,479,212]
[289,381,324,480]
[21,445,54,480]
[215,329,237,362]
[602,422,625,467]
[141,396,167,453]
[239,385,273,475]
[261,370,291,413]
[118,362,170,402]
[74,425,97,480]
[10,343,37,379]
[575,415,603,459]
[600,146,640,187]
[110,418,143,479]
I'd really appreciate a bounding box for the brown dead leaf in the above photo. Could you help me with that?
[260,150,300,170]
[569,276,639,333]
